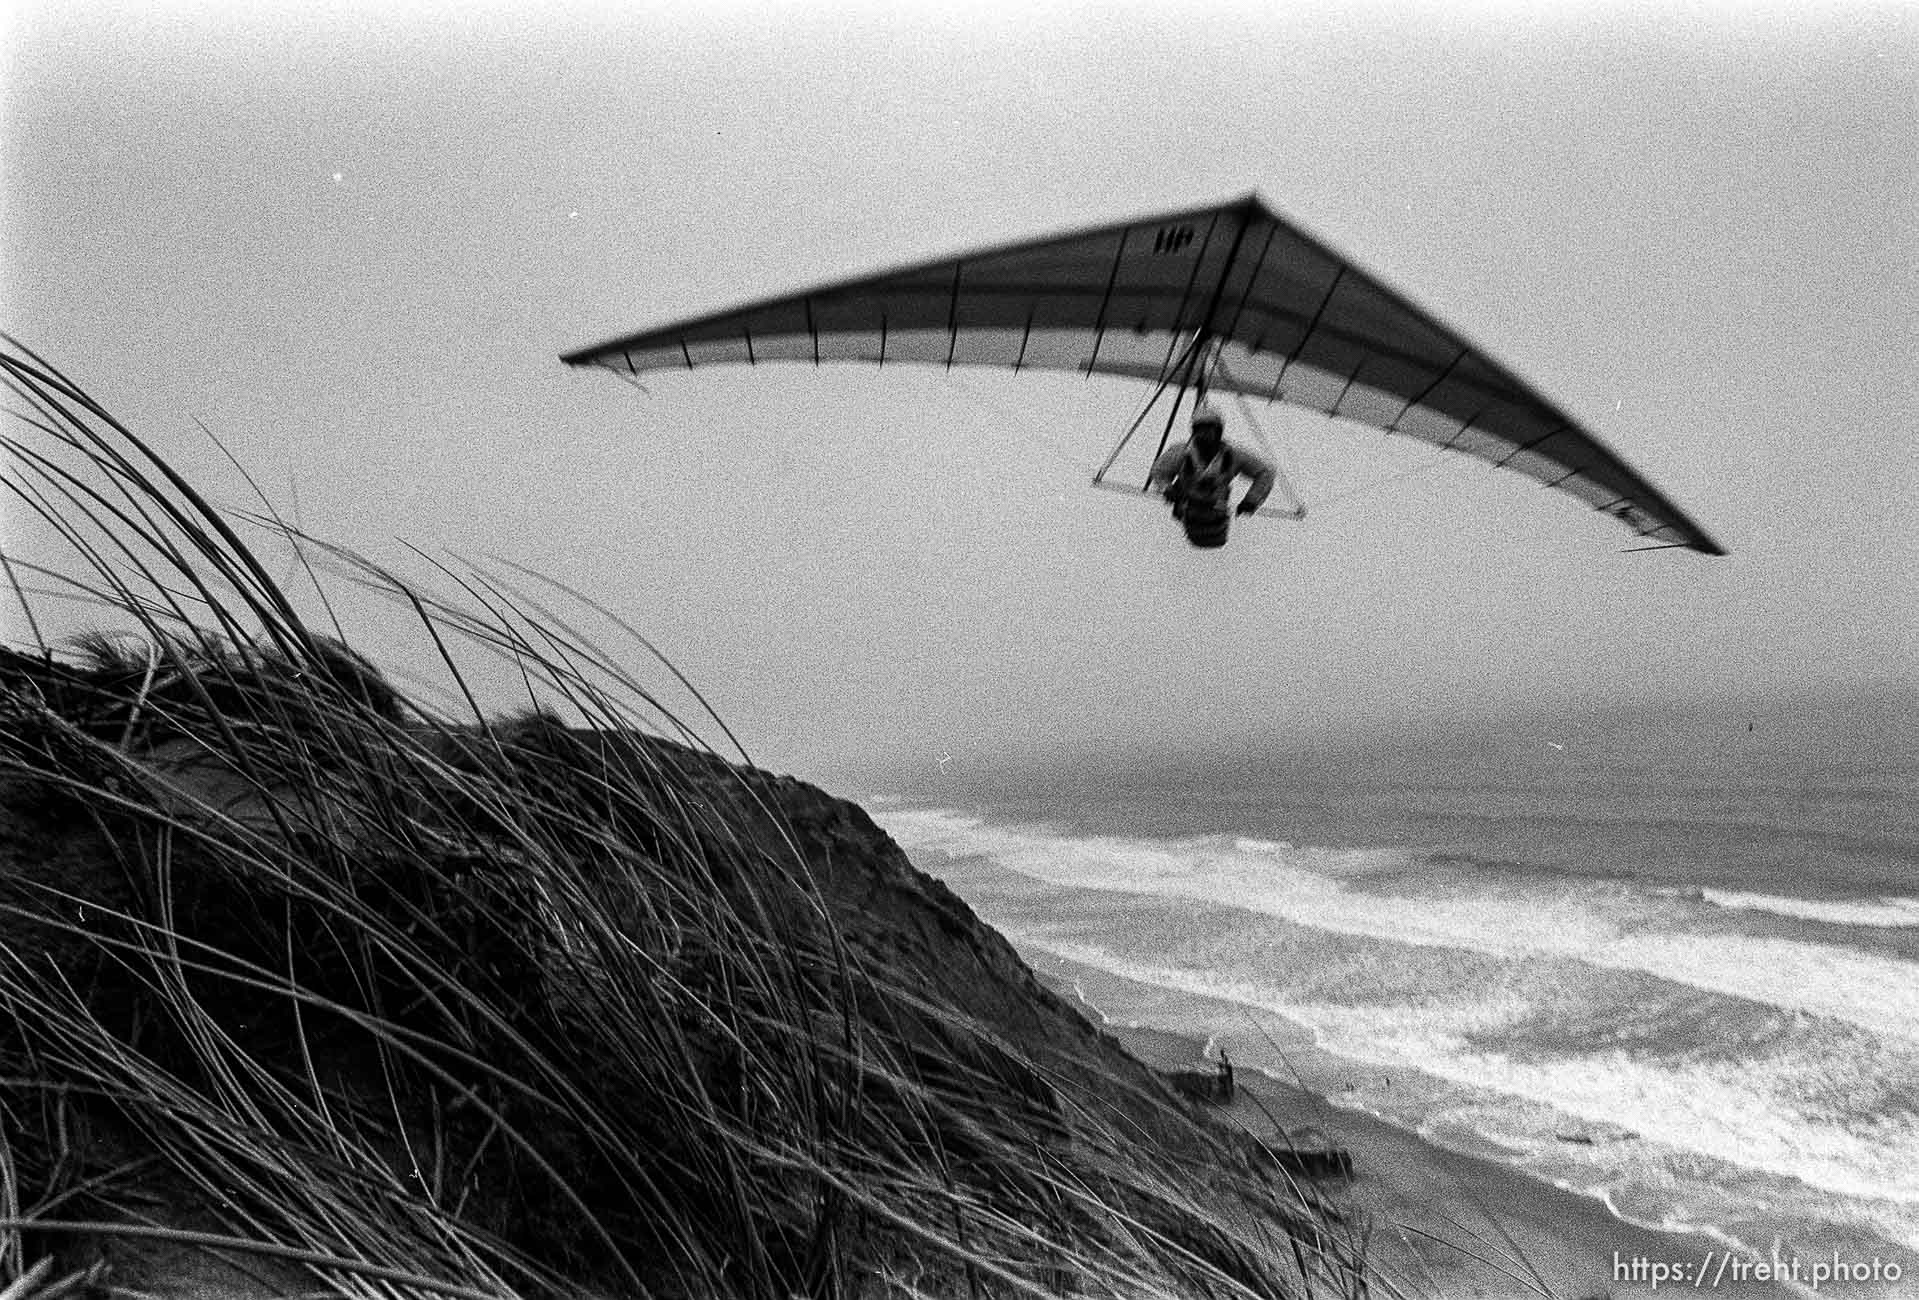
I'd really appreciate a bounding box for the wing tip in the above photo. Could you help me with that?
[1654,523,1730,557]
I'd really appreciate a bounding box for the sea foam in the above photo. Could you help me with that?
[878,805,1919,1255]
[881,809,1919,1044]
[1702,889,1919,929]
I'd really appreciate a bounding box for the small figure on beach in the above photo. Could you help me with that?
[1167,1047,1235,1103]
[1149,403,1277,549]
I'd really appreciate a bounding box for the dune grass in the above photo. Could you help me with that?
[0,339,1370,1300]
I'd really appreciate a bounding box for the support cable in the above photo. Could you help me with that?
[1092,331,1209,485]
[1224,387,1307,519]
[1138,333,1214,487]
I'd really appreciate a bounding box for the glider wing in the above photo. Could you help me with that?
[563,195,1723,554]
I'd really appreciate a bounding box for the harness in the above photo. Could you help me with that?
[1179,444,1239,506]
[1173,443,1238,548]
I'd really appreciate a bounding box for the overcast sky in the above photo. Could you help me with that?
[4,0,1914,787]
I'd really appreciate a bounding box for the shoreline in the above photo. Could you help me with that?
[1031,963,1811,1300]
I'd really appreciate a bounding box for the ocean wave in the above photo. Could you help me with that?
[878,807,1919,1045]
[1019,939,1919,1246]
[1702,889,1919,929]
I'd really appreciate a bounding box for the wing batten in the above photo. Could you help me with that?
[1187,206,1252,387]
[946,261,962,369]
[563,194,1725,555]
[1083,223,1135,375]
[1329,357,1369,419]
[1391,347,1472,432]
[1496,424,1571,469]
[1178,207,1236,342]
[1443,411,1485,451]
[1222,219,1281,341]
[1277,264,1346,396]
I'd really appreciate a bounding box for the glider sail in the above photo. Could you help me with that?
[563,194,1724,554]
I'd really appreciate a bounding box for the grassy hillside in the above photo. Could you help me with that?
[0,343,1367,1300]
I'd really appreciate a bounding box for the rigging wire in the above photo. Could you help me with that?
[1223,388,1307,518]
[1301,445,1455,511]
[1094,331,1211,486]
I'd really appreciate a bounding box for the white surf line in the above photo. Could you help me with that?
[873,809,1919,1046]
[1701,889,1919,929]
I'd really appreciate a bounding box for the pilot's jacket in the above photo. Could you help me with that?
[1149,439,1276,549]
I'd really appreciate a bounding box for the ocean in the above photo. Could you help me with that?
[863,685,1919,1287]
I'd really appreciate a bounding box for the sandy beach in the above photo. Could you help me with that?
[1070,1000,1809,1299]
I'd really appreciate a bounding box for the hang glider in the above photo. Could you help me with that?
[563,193,1725,555]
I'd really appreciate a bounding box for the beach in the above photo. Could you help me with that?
[1094,997,1808,1300]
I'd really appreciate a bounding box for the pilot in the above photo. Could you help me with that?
[1149,403,1276,548]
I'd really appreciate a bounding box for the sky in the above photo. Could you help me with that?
[4,0,1915,790]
